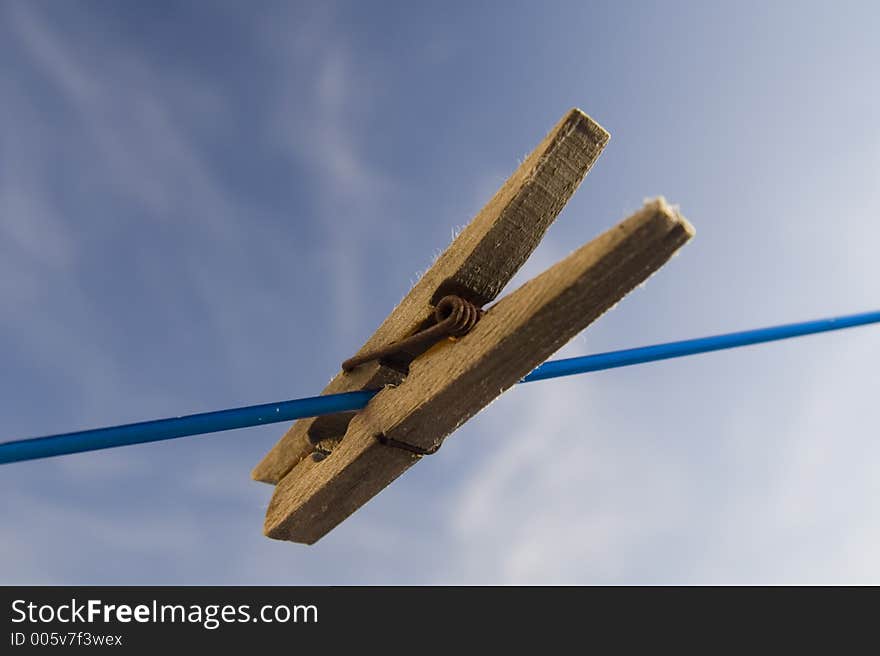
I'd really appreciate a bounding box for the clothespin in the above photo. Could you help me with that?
[252,108,694,544]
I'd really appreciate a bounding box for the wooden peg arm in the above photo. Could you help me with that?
[252,108,609,484]
[265,198,694,544]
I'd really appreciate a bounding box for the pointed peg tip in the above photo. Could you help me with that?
[564,107,611,147]
[640,196,696,244]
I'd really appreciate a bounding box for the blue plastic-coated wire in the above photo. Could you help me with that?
[521,308,880,383]
[0,391,376,466]
[2,309,879,465]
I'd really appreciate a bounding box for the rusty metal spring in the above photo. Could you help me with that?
[341,295,482,372]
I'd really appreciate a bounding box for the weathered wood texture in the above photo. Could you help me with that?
[265,199,694,543]
[252,108,609,484]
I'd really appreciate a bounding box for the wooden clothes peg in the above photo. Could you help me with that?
[253,108,694,544]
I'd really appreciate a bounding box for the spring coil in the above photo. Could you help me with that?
[341,295,482,372]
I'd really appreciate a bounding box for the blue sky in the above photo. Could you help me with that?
[1,1,879,583]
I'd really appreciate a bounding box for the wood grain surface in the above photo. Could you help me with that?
[265,199,694,543]
[252,108,609,484]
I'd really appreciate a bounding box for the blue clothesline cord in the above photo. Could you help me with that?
[520,309,880,382]
[3,308,879,465]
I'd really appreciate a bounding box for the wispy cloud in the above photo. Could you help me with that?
[260,6,397,345]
